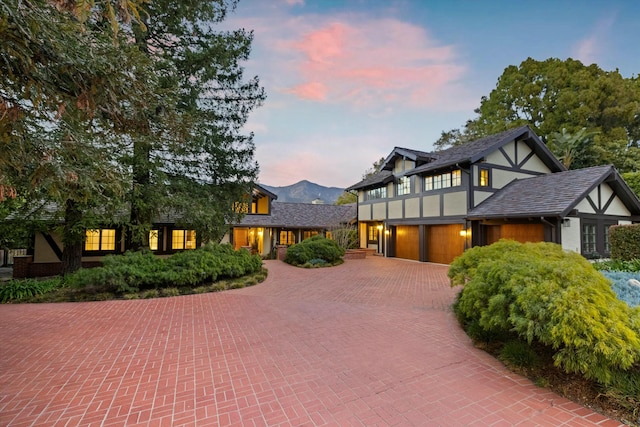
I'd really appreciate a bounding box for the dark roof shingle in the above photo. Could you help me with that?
[467,165,640,218]
[237,202,356,228]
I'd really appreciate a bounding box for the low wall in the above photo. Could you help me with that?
[13,256,102,279]
[344,250,366,260]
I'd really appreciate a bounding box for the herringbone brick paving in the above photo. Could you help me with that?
[0,257,624,426]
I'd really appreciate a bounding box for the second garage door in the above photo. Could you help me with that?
[427,224,465,264]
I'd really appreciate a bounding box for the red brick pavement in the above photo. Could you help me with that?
[0,257,625,426]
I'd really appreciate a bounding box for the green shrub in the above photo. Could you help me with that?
[142,289,159,299]
[450,240,640,389]
[284,235,345,266]
[64,243,262,294]
[160,287,180,297]
[610,224,640,261]
[593,258,640,272]
[0,277,63,303]
[500,341,541,369]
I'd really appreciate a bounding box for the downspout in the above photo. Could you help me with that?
[540,217,556,243]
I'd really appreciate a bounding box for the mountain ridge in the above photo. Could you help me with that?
[260,180,345,204]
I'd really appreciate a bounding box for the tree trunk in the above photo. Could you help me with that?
[61,199,83,275]
[129,139,152,250]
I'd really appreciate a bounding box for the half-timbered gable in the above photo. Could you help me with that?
[347,126,640,263]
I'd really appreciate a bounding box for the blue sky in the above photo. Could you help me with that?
[223,0,640,188]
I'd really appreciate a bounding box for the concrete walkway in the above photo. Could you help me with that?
[0,258,623,426]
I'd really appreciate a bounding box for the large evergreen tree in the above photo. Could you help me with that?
[436,58,640,171]
[127,0,265,247]
[1,0,160,273]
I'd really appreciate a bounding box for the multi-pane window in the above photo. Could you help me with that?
[582,224,597,253]
[279,230,295,245]
[451,170,461,186]
[85,229,116,251]
[367,225,379,243]
[366,186,387,200]
[479,168,490,187]
[172,229,196,250]
[397,176,410,195]
[424,170,462,192]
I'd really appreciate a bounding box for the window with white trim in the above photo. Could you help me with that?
[397,176,410,195]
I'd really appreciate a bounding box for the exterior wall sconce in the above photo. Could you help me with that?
[460,229,469,237]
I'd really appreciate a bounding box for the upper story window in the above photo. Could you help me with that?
[85,229,116,251]
[479,168,490,187]
[172,229,196,250]
[397,176,411,196]
[365,186,387,201]
[424,170,462,192]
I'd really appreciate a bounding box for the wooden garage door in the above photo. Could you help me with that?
[395,225,420,261]
[500,223,545,243]
[427,224,464,264]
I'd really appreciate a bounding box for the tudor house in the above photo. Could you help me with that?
[223,185,356,257]
[347,126,640,264]
[16,185,356,277]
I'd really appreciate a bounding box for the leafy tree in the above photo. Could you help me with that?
[1,0,159,273]
[622,172,640,199]
[362,157,386,179]
[126,0,266,247]
[547,127,598,169]
[334,192,357,205]
[436,58,640,172]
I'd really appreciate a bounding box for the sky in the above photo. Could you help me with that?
[222,0,640,189]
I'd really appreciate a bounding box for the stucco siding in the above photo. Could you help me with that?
[575,197,597,214]
[473,191,493,207]
[522,155,552,174]
[359,205,372,221]
[486,142,512,167]
[405,197,420,218]
[493,170,536,189]
[443,192,467,216]
[423,195,440,217]
[606,195,632,216]
[388,200,403,219]
[34,233,61,263]
[372,202,387,220]
[561,218,581,253]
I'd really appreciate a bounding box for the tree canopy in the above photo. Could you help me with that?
[1,0,265,273]
[435,58,640,172]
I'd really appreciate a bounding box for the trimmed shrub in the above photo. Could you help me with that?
[284,235,345,266]
[610,224,640,261]
[64,243,262,294]
[450,240,640,390]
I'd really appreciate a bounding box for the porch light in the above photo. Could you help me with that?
[459,229,469,237]
[377,224,383,231]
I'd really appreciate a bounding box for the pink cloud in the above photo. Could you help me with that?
[288,81,327,100]
[572,14,616,65]
[285,18,466,108]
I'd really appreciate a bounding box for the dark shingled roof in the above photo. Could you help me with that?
[236,202,356,228]
[346,126,565,191]
[407,125,565,176]
[467,165,640,219]
[345,170,393,191]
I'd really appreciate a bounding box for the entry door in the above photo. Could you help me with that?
[233,228,249,250]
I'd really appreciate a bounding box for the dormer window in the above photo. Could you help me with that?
[397,176,411,196]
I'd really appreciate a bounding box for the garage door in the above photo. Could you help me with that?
[499,223,545,243]
[427,224,465,264]
[395,225,420,261]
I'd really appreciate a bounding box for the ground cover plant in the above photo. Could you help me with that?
[1,243,266,303]
[283,235,345,267]
[450,240,640,425]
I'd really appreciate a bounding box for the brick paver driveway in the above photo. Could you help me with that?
[0,258,623,426]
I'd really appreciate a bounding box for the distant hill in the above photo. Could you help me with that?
[261,180,346,204]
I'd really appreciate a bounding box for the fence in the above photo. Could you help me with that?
[2,249,27,266]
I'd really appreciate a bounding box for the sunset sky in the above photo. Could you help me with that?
[223,0,640,188]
